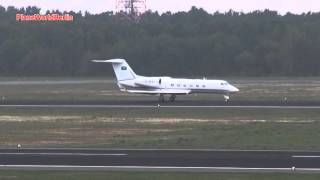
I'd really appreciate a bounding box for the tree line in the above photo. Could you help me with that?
[0,6,320,77]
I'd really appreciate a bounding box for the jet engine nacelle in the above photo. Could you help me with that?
[134,78,162,88]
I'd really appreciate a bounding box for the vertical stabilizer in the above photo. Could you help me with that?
[92,59,137,81]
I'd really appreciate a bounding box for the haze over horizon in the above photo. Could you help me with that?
[1,0,320,15]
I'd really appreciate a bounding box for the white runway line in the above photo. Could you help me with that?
[2,148,319,152]
[292,156,320,158]
[0,105,320,109]
[0,152,127,156]
[0,105,154,108]
[161,106,320,109]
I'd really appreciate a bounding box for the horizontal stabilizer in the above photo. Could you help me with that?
[92,58,137,81]
[92,59,125,63]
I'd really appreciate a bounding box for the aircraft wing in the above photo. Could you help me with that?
[127,89,191,95]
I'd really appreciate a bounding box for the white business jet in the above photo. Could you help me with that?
[92,59,239,102]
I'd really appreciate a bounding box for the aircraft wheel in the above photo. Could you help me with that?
[223,95,230,102]
[158,94,165,102]
[169,95,176,102]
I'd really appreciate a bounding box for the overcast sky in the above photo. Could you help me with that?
[1,0,320,15]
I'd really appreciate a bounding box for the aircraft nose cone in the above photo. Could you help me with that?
[232,86,239,92]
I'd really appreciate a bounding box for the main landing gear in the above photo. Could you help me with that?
[169,94,176,102]
[158,94,165,102]
[158,94,176,102]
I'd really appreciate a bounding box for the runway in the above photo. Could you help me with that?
[0,104,320,109]
[0,100,320,108]
[1,149,320,172]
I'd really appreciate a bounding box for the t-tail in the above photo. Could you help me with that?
[92,59,137,81]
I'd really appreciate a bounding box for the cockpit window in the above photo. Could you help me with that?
[121,66,127,70]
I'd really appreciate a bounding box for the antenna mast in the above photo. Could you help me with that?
[116,0,146,21]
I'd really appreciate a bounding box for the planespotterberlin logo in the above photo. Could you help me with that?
[16,14,74,21]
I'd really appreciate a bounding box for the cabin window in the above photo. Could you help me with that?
[202,85,206,88]
[183,85,186,87]
[171,84,174,87]
[221,83,224,85]
[196,85,199,87]
[121,66,127,70]
[190,85,193,87]
[177,84,180,87]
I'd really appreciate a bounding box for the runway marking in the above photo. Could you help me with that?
[1,148,320,153]
[0,153,127,156]
[292,156,320,158]
[0,105,320,109]
[0,165,320,172]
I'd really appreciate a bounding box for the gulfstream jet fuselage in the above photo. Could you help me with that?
[92,59,239,102]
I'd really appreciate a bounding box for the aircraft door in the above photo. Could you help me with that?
[158,78,165,89]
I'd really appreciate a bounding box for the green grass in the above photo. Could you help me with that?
[0,107,320,150]
[0,171,320,180]
[0,77,319,102]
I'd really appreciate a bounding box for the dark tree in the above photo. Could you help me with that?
[0,6,319,76]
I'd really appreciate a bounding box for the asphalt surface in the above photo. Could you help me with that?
[1,149,320,171]
[0,104,319,109]
[0,99,320,107]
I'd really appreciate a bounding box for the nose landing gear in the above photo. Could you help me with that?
[223,95,230,102]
